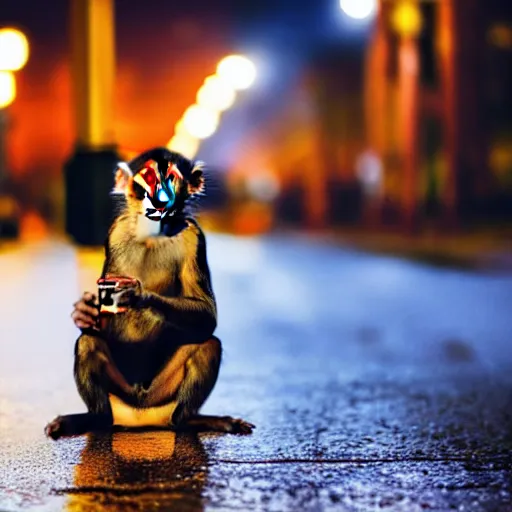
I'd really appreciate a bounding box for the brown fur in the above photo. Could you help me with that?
[45,149,254,440]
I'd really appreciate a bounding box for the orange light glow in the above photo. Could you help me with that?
[392,0,423,39]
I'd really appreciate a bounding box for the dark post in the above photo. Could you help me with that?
[65,0,119,245]
[0,108,20,238]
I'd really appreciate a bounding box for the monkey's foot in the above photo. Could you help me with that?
[182,414,256,435]
[44,413,112,440]
[222,417,255,435]
[44,416,66,440]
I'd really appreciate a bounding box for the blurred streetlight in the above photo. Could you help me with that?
[167,54,256,158]
[0,28,29,71]
[391,0,423,38]
[216,55,257,91]
[182,104,220,140]
[339,0,377,20]
[0,27,29,238]
[168,133,200,160]
[196,75,236,112]
[0,71,16,108]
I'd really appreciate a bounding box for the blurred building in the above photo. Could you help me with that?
[231,0,512,233]
[366,0,512,230]
[0,1,234,232]
[226,45,367,231]
[1,0,512,235]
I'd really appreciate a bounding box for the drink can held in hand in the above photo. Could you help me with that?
[97,276,139,315]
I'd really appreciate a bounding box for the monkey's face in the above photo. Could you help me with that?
[126,159,204,221]
[132,161,181,221]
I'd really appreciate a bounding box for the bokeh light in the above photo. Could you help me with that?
[216,55,257,91]
[0,28,29,71]
[246,172,280,202]
[0,71,16,108]
[167,132,200,159]
[391,0,423,38]
[339,0,377,20]
[174,119,187,135]
[196,75,237,112]
[182,104,220,139]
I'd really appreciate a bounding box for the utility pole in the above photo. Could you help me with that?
[65,0,120,245]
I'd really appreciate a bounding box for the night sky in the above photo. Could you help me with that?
[4,0,509,174]
[0,0,372,171]
[0,0,368,57]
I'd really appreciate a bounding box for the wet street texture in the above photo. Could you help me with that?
[1,234,512,511]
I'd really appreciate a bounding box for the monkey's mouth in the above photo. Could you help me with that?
[145,208,162,221]
[145,208,176,221]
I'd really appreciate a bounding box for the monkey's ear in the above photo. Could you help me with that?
[113,162,133,194]
[188,161,205,195]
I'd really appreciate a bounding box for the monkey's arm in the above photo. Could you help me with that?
[141,226,217,341]
[143,293,217,341]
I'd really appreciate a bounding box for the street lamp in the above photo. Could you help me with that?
[216,55,257,91]
[167,54,256,159]
[182,104,220,140]
[339,0,377,21]
[0,27,30,238]
[391,0,423,38]
[196,75,236,112]
[0,28,29,71]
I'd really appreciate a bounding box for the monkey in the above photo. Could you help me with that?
[45,147,254,439]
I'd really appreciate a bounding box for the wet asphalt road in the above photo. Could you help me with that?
[1,233,512,511]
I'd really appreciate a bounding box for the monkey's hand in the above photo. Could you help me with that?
[71,292,100,331]
[116,280,145,309]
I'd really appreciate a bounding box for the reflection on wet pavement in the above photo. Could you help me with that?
[61,431,208,512]
[1,235,512,511]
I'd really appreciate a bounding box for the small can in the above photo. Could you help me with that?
[97,275,139,315]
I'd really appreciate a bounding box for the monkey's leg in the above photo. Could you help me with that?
[144,337,255,434]
[74,333,137,409]
[45,334,135,440]
[44,413,112,440]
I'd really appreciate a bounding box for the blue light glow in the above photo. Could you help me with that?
[157,188,169,202]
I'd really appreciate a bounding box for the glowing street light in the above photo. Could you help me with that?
[0,27,29,240]
[196,75,236,112]
[174,119,187,136]
[182,104,220,140]
[216,55,257,91]
[0,71,15,108]
[167,53,257,158]
[0,28,29,71]
[392,0,423,39]
[168,133,200,160]
[339,0,377,20]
